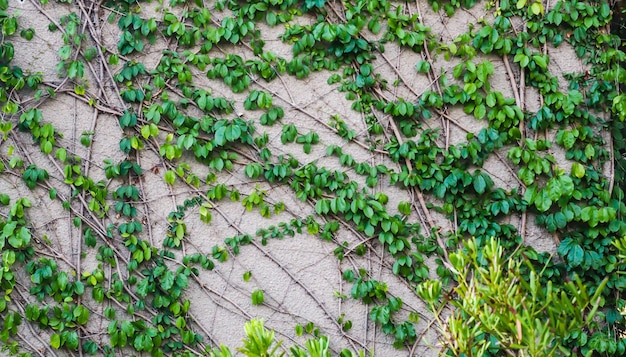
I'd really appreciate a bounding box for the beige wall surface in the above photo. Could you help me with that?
[0,0,607,356]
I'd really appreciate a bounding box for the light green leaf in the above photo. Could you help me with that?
[530,2,543,15]
[535,190,552,212]
[252,289,264,305]
[164,170,176,185]
[51,333,61,349]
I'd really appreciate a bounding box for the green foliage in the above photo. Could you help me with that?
[420,237,607,356]
[251,290,265,306]
[0,0,625,355]
[22,164,48,189]
[210,319,365,357]
[207,54,252,93]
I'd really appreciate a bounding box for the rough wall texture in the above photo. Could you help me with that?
[0,0,607,356]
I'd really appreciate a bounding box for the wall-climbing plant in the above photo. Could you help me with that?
[0,0,625,355]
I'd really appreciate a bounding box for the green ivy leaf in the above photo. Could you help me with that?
[474,104,486,119]
[364,223,375,237]
[199,204,212,224]
[74,305,90,325]
[58,45,71,61]
[557,237,575,256]
[523,185,536,204]
[50,333,61,349]
[161,270,175,291]
[164,170,176,185]
[252,289,264,305]
[214,126,226,146]
[533,54,547,69]
[514,53,530,68]
[464,83,477,95]
[266,12,277,26]
[554,212,567,229]
[8,226,30,248]
[473,174,487,194]
[370,306,390,324]
[546,178,561,201]
[534,190,552,212]
[398,201,411,215]
[558,175,574,197]
[57,272,69,291]
[568,244,584,267]
[530,2,543,15]
[584,144,595,159]
[486,92,497,107]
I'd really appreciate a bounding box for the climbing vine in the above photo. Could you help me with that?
[0,0,625,355]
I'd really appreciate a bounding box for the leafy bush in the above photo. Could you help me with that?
[209,319,367,357]
[419,237,608,356]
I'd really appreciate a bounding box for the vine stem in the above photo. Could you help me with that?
[373,87,450,264]
[11,289,54,356]
[503,54,522,114]
[503,46,528,243]
[412,0,450,149]
[606,21,616,197]
[410,315,437,356]
[250,76,388,154]
[139,134,368,351]
[517,25,527,242]
[206,199,369,352]
[69,7,110,351]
